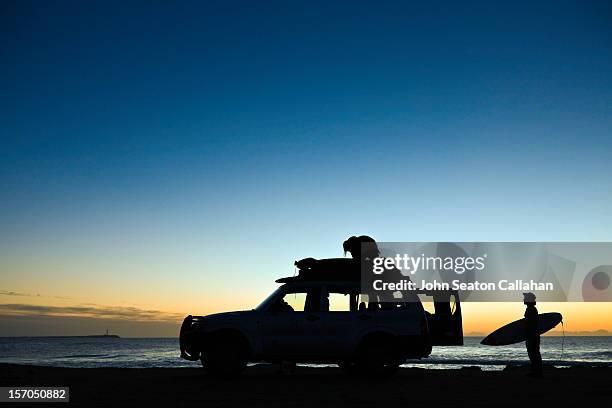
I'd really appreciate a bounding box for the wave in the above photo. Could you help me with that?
[54,354,111,359]
[580,350,612,359]
[403,358,611,367]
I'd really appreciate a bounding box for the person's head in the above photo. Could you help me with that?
[343,235,379,259]
[523,292,536,306]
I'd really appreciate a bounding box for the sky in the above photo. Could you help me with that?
[1,0,611,336]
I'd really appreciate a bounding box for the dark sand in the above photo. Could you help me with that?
[1,363,610,407]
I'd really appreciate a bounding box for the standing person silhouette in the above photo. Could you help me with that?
[342,235,379,260]
[343,236,381,308]
[342,235,416,306]
[523,292,543,377]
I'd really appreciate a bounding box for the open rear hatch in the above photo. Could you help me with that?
[418,290,463,346]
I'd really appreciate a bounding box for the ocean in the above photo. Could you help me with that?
[0,336,610,371]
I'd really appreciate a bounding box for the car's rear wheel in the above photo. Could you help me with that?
[355,334,401,377]
[200,333,248,378]
[338,360,358,375]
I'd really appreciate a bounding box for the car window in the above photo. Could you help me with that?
[282,292,307,312]
[450,293,457,315]
[420,299,435,314]
[328,292,351,311]
[325,286,360,312]
[357,293,370,311]
[256,287,283,311]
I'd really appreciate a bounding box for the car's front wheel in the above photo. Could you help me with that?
[200,333,248,378]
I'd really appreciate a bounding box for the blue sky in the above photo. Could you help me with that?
[1,1,611,317]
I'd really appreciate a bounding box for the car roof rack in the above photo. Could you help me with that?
[276,257,361,284]
[275,275,360,284]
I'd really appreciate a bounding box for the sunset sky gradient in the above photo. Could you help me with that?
[1,0,611,336]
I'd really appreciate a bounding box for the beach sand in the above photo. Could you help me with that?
[1,363,610,407]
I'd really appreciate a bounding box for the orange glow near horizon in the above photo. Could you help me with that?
[2,291,611,337]
[460,302,612,334]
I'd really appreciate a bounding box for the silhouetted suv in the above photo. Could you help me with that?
[180,279,462,377]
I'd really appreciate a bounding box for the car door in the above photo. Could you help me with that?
[259,290,306,358]
[259,286,333,359]
[294,286,358,358]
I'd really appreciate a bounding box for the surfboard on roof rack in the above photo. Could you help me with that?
[275,257,360,283]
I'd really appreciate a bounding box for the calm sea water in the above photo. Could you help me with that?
[0,337,610,371]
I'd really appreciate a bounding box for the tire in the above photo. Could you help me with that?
[338,360,358,375]
[355,334,401,377]
[200,333,248,378]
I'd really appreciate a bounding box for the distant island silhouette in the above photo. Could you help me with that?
[3,329,120,339]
